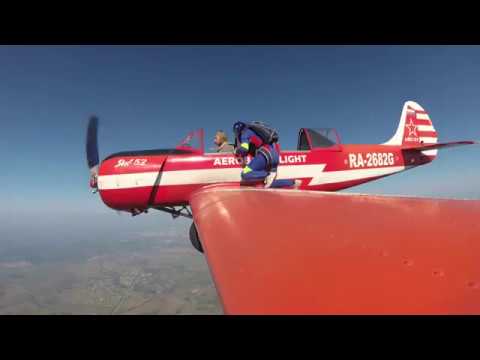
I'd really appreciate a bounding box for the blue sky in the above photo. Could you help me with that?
[1,46,479,245]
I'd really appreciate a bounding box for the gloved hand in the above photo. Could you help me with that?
[235,144,249,157]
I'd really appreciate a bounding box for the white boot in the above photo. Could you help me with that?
[264,171,277,188]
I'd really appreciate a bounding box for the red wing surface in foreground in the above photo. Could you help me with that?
[190,187,480,314]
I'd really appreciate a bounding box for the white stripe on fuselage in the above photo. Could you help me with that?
[98,164,407,190]
[98,172,159,190]
[307,166,406,186]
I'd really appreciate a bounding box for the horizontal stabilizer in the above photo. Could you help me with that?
[403,140,477,152]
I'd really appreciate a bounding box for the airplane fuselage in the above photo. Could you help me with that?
[96,144,434,212]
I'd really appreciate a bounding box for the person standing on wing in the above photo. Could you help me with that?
[233,121,295,188]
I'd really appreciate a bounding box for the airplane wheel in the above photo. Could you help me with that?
[189,222,203,253]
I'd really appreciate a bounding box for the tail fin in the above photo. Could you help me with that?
[383,101,438,156]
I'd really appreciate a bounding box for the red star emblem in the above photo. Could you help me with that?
[405,118,418,137]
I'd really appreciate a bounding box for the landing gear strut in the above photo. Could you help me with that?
[154,205,192,219]
[189,222,203,253]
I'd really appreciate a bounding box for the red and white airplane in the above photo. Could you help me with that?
[87,101,480,314]
[88,100,473,222]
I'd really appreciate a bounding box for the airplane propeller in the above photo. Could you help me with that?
[85,116,125,216]
[86,115,99,193]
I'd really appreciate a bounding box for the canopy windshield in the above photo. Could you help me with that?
[298,128,341,150]
[176,129,205,154]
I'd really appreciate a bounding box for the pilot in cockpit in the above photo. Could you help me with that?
[214,130,235,153]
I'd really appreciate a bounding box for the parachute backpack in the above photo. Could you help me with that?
[246,121,279,145]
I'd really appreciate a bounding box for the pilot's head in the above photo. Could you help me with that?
[214,130,228,147]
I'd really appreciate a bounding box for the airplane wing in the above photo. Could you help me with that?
[404,140,477,151]
[190,187,480,314]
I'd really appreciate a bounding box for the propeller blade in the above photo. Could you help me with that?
[86,115,99,170]
[86,116,100,191]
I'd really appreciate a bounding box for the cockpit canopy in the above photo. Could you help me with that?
[173,128,341,154]
[297,128,342,151]
[175,129,205,154]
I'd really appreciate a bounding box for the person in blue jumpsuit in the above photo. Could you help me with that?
[233,121,295,188]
